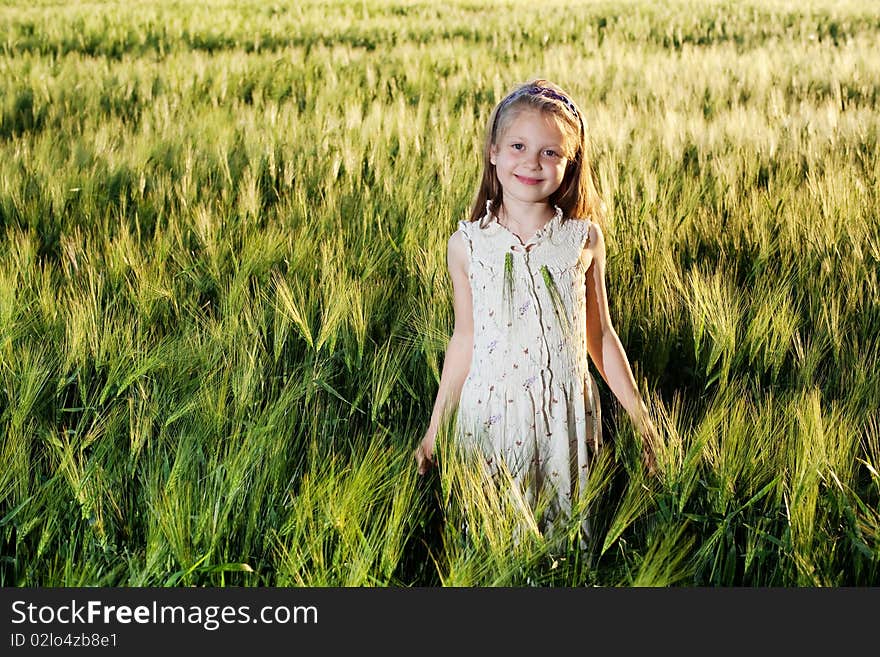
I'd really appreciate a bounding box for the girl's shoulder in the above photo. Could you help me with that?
[447,226,470,272]
[561,217,605,274]
[561,214,602,247]
[454,218,475,242]
[452,219,479,258]
[455,215,494,242]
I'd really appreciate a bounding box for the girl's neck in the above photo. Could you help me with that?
[497,199,555,231]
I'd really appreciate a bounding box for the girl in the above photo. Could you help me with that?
[415,79,657,540]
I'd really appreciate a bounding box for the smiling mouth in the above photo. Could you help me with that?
[514,174,542,185]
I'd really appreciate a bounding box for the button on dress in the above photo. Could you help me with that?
[455,201,603,541]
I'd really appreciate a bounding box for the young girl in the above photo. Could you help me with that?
[415,79,657,541]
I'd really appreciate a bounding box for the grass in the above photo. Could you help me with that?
[0,0,878,586]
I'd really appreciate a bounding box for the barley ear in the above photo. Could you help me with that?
[541,265,571,334]
[503,251,515,325]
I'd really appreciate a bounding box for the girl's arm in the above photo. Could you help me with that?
[583,222,658,472]
[415,230,474,474]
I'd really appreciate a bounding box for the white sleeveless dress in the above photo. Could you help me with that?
[455,201,603,541]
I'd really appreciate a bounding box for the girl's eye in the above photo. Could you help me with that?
[511,143,524,151]
[544,149,559,158]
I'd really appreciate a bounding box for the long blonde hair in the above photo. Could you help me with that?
[467,79,606,227]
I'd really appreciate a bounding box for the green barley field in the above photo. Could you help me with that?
[1,0,879,587]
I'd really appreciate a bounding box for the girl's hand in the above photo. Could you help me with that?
[642,437,657,477]
[637,416,659,477]
[414,433,437,475]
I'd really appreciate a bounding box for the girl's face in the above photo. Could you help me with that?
[490,108,569,208]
